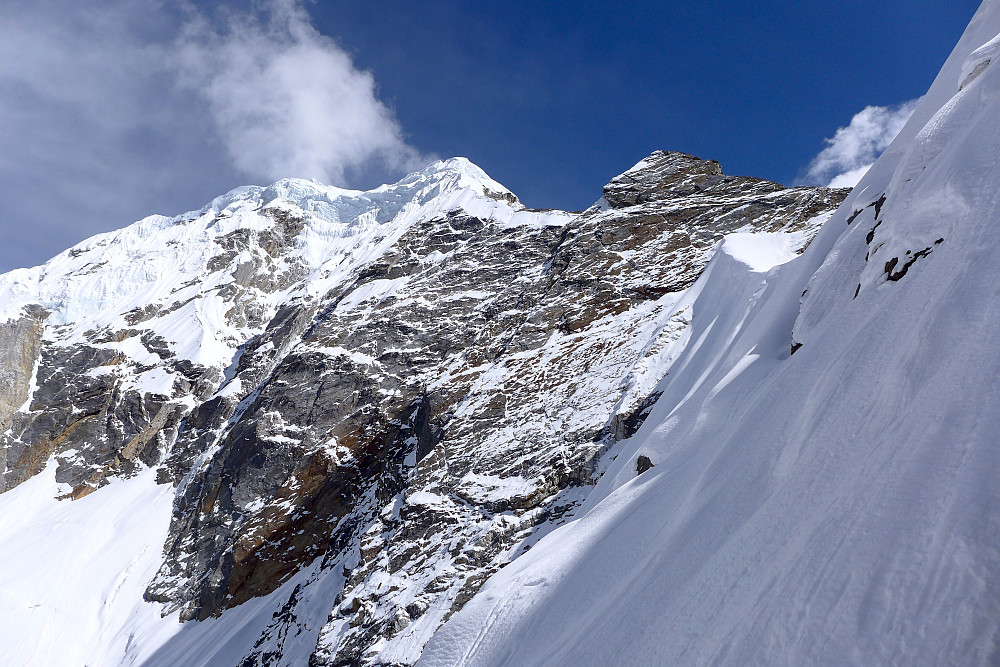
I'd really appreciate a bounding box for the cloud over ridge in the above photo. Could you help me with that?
[0,0,429,272]
[175,0,428,184]
[803,100,920,188]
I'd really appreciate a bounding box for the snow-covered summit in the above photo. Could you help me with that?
[0,156,537,372]
[187,157,515,224]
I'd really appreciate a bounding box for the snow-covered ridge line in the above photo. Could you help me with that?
[0,157,566,372]
[0,158,507,316]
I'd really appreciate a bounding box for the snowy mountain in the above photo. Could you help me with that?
[1,2,998,665]
[0,144,842,664]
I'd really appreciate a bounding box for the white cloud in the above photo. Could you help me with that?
[803,100,920,188]
[174,0,428,184]
[826,164,874,189]
[0,0,428,272]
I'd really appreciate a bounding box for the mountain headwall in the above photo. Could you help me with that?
[0,152,845,665]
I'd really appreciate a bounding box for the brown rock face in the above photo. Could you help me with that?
[148,152,845,665]
[603,150,728,207]
[0,305,46,433]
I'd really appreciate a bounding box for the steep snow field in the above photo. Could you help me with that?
[420,2,1000,665]
[0,465,174,665]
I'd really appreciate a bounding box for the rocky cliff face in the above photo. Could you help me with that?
[0,152,846,665]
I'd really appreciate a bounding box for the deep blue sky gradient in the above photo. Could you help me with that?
[311,0,981,209]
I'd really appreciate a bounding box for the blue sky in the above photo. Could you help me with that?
[0,0,982,271]
[315,1,981,207]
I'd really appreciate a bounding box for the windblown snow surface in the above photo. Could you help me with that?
[420,3,1000,666]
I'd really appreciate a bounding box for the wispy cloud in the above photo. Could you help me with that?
[174,0,428,184]
[802,100,920,188]
[0,0,428,272]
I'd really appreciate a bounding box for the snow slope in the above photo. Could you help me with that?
[0,461,347,667]
[0,465,174,666]
[420,2,1000,665]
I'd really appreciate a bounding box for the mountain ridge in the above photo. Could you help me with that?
[0,149,847,665]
